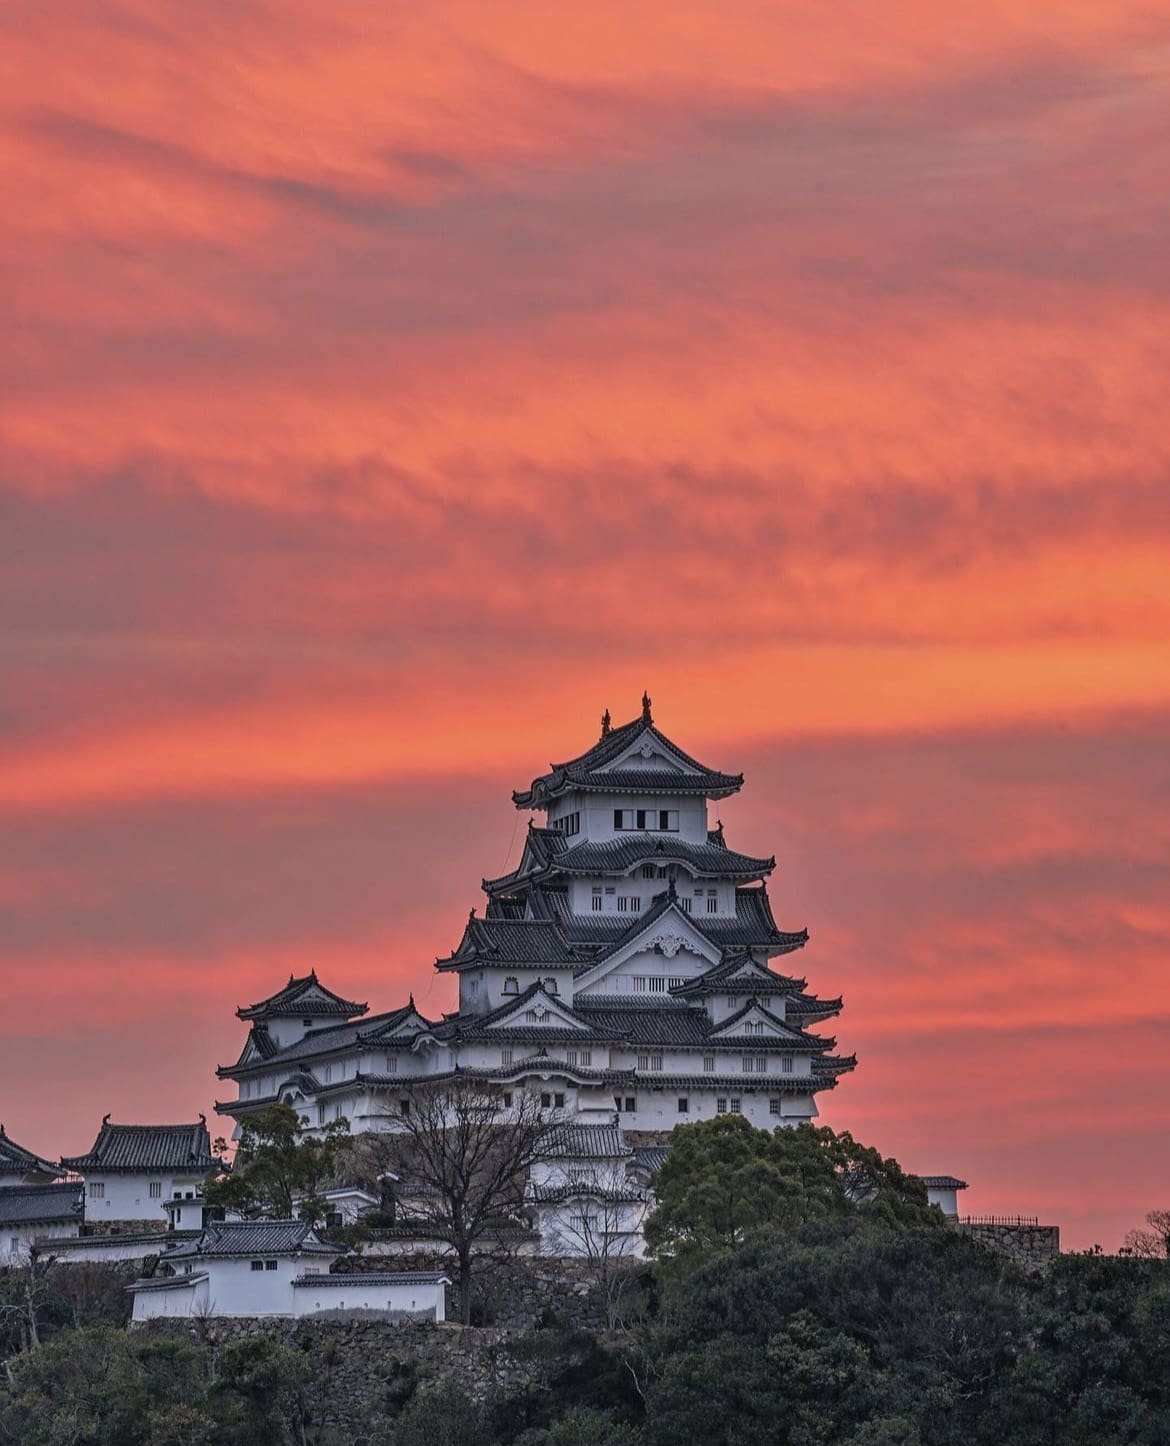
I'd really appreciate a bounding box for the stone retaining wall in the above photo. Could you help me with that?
[138,1318,605,1438]
[959,1222,1060,1270]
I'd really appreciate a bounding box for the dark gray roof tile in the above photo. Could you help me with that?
[61,1120,219,1174]
[0,1184,83,1226]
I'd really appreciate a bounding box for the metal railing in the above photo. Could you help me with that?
[961,1215,1041,1228]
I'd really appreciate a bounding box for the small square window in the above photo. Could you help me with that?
[625,1097,636,1113]
[265,1259,278,1271]
[250,1260,265,1272]
[703,1054,715,1072]
[769,1099,782,1115]
[677,1097,689,1113]
[502,1091,514,1107]
[554,1092,565,1108]
[730,1098,742,1114]
[716,1098,727,1114]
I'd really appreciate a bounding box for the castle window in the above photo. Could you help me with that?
[250,1260,265,1272]
[617,897,630,912]
[614,1096,636,1113]
[632,976,647,992]
[646,977,665,993]
[88,1183,105,1199]
[703,1054,715,1072]
[636,1052,663,1071]
[554,812,581,836]
[501,1048,513,1067]
[566,1049,577,1065]
[591,889,602,912]
[660,810,679,831]
[677,1097,689,1113]
[148,1182,162,1198]
[544,977,559,994]
[679,898,692,914]
[742,1055,766,1073]
[325,1064,332,1082]
[769,1098,782,1115]
[614,810,635,830]
[385,1055,398,1074]
[630,897,642,913]
[707,896,718,913]
[502,1092,513,1107]
[668,977,685,990]
[782,1056,794,1074]
[265,1259,278,1271]
[398,1099,410,1117]
[503,977,519,995]
[580,1050,592,1066]
[716,1098,727,1114]
[730,1098,742,1113]
[642,865,656,880]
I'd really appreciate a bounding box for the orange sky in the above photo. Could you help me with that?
[2,1,1169,1249]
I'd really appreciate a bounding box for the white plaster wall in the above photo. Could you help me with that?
[132,1275,209,1322]
[194,1255,305,1316]
[927,1186,960,1216]
[85,1171,210,1224]
[293,1278,445,1320]
[615,1086,816,1131]
[1,1220,79,1265]
[581,793,709,845]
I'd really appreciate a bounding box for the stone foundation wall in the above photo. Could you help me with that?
[137,1318,608,1437]
[959,1222,1060,1270]
[81,1219,169,1238]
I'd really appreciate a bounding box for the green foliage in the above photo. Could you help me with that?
[380,1383,489,1446]
[644,1117,939,1283]
[205,1100,351,1221]
[4,1121,1170,1446]
[0,1327,210,1446]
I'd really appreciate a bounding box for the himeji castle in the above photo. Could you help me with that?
[216,699,856,1246]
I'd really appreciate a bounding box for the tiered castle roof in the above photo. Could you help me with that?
[512,697,744,808]
[216,701,855,1118]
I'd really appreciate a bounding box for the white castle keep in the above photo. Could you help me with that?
[215,699,856,1191]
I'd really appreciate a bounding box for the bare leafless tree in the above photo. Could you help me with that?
[541,1177,650,1329]
[373,1078,563,1324]
[0,1254,58,1352]
[1121,1208,1170,1259]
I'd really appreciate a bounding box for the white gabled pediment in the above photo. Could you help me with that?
[599,727,696,775]
[709,1003,802,1040]
[486,991,592,1033]
[380,1007,429,1038]
[575,904,720,995]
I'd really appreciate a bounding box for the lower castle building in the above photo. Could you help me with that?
[215,702,856,1250]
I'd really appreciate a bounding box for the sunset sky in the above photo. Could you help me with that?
[2,1,1169,1250]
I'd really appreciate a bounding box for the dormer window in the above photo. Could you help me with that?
[503,977,519,995]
